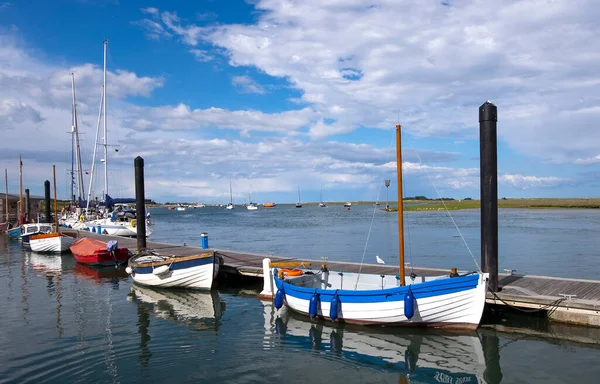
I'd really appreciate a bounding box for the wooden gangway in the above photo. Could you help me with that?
[61,228,600,327]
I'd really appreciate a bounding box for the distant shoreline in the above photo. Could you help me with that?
[147,198,600,210]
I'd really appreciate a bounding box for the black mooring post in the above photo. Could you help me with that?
[481,331,503,384]
[25,188,30,220]
[135,156,147,251]
[479,101,499,292]
[44,181,51,224]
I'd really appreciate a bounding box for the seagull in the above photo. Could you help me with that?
[376,255,385,264]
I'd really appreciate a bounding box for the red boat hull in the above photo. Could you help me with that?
[70,238,131,266]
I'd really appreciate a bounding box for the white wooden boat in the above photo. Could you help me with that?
[261,301,488,382]
[261,124,488,330]
[29,232,76,253]
[126,251,222,289]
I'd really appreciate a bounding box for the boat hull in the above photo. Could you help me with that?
[70,238,131,266]
[7,226,21,239]
[128,252,220,290]
[85,220,152,238]
[273,270,489,330]
[29,233,76,253]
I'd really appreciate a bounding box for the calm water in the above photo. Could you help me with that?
[149,205,600,279]
[1,206,600,383]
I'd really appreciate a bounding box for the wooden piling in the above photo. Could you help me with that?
[134,156,146,251]
[44,180,51,224]
[479,101,499,292]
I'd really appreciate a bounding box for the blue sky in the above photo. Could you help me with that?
[1,0,599,203]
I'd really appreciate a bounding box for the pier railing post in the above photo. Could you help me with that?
[479,101,499,292]
[134,156,147,251]
[44,180,51,224]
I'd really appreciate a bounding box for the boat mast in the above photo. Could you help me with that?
[103,39,108,199]
[70,93,75,207]
[19,155,23,223]
[86,87,104,211]
[229,180,233,204]
[4,168,8,223]
[396,124,406,286]
[297,186,300,204]
[52,165,58,229]
[71,73,85,203]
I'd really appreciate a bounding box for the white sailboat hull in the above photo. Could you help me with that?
[85,219,152,237]
[29,234,76,253]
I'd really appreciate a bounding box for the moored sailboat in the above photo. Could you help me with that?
[295,186,302,208]
[226,180,234,210]
[262,124,488,329]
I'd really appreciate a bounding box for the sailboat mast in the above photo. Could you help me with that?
[103,38,108,198]
[396,124,406,286]
[229,180,233,204]
[4,168,8,223]
[52,165,58,229]
[297,186,300,203]
[70,74,77,205]
[19,155,23,222]
[71,73,85,202]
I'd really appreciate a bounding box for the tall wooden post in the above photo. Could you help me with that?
[479,101,499,292]
[135,156,146,250]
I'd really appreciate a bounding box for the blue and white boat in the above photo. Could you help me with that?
[126,251,222,290]
[261,124,489,330]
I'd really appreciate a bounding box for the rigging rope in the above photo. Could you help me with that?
[354,133,396,289]
[412,149,482,273]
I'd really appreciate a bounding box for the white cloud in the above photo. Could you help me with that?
[231,75,266,94]
[0,98,43,124]
[189,49,213,62]
[137,0,600,164]
[574,155,600,165]
[499,174,570,190]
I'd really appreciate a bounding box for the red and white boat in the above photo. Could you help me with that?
[70,238,131,266]
[29,232,76,253]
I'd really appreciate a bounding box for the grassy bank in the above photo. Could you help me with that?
[387,198,600,211]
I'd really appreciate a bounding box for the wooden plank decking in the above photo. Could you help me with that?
[61,228,600,327]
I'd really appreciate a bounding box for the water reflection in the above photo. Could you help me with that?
[24,251,64,337]
[263,301,502,383]
[127,285,226,331]
[72,263,129,290]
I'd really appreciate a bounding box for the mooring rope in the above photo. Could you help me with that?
[488,288,566,313]
[412,149,481,273]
